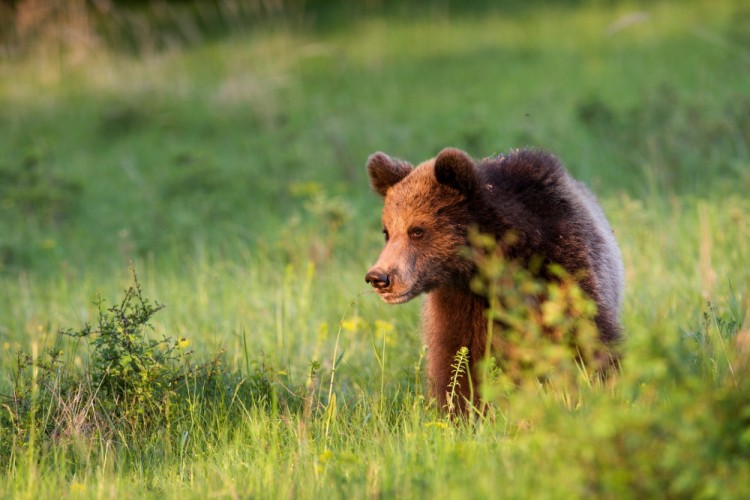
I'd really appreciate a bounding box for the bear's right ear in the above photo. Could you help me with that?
[434,147,478,195]
[366,152,413,197]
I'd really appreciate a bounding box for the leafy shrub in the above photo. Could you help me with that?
[576,301,750,498]
[462,230,606,407]
[0,270,279,467]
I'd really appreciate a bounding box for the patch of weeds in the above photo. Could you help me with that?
[57,274,180,429]
[0,270,282,469]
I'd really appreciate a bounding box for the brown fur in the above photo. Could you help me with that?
[365,148,624,412]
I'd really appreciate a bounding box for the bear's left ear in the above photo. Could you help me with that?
[366,152,413,197]
[434,148,478,195]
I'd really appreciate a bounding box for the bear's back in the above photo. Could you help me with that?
[479,150,572,220]
[477,149,624,338]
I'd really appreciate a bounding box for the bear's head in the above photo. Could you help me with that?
[365,148,479,303]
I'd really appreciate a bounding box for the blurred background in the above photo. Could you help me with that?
[1,0,747,272]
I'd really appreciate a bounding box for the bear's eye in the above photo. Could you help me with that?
[409,227,425,240]
[383,229,389,242]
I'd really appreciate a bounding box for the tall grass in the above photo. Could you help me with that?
[1,0,750,497]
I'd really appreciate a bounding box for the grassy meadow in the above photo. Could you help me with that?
[1,0,750,497]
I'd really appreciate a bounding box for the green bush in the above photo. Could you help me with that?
[0,271,280,467]
[578,303,750,498]
[463,230,606,408]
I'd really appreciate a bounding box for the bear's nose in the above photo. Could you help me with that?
[365,269,390,289]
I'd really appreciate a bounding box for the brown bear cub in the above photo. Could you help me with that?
[365,147,624,412]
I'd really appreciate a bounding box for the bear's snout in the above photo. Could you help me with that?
[365,269,390,289]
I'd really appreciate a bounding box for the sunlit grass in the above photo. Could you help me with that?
[1,0,750,497]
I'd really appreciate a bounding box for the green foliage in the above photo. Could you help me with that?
[0,271,278,469]
[467,230,604,401]
[575,303,749,498]
[56,271,188,430]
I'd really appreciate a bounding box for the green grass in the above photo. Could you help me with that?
[1,0,750,497]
